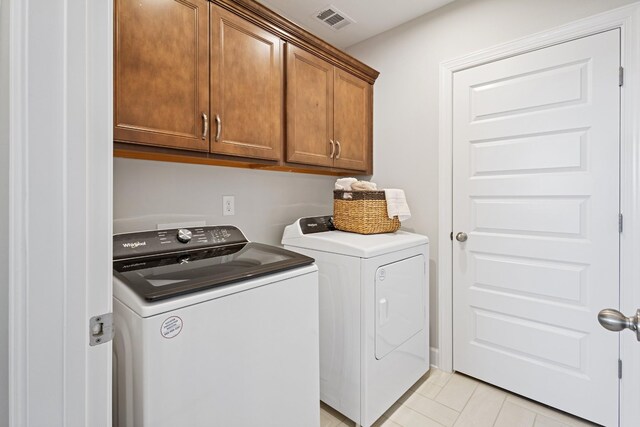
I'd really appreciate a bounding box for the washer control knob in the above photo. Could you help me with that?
[177,228,192,243]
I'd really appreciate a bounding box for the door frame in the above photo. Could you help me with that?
[437,3,640,426]
[7,0,113,425]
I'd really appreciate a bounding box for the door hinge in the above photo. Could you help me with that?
[619,213,623,233]
[90,313,114,346]
[618,359,623,379]
[619,66,624,87]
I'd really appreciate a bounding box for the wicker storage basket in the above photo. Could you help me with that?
[333,190,401,234]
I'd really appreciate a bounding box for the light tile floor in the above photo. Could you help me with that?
[320,369,600,427]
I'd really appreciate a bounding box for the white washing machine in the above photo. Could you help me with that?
[282,216,429,427]
[112,225,320,427]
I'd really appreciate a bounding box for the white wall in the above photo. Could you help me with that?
[114,158,337,245]
[346,0,638,365]
[112,0,638,368]
[0,0,10,422]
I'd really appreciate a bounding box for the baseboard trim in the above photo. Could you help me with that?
[429,346,440,370]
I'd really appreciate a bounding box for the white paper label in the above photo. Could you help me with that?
[160,316,183,339]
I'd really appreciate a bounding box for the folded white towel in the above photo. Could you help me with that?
[335,177,358,191]
[384,189,411,221]
[351,181,378,191]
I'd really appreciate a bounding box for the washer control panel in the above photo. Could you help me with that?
[114,226,247,260]
[176,228,193,243]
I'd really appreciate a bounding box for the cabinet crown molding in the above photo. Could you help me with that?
[211,0,380,84]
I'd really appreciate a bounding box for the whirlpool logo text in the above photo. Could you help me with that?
[122,241,147,249]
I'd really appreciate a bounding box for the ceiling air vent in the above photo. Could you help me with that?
[313,5,355,31]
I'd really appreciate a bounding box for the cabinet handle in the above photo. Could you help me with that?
[215,114,221,142]
[335,140,342,159]
[329,139,335,159]
[202,113,208,139]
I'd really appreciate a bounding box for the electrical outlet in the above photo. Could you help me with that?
[223,195,235,216]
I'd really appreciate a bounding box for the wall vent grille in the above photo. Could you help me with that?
[313,5,354,31]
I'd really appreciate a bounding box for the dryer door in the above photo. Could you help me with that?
[375,254,426,359]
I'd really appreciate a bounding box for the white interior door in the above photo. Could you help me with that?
[452,29,620,426]
[8,0,113,425]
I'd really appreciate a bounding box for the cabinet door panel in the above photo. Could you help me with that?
[334,69,371,172]
[115,0,209,151]
[286,45,334,168]
[211,6,283,160]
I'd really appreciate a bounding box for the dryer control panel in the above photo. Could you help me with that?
[300,216,335,234]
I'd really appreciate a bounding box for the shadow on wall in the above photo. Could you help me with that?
[1,0,11,420]
[113,158,339,245]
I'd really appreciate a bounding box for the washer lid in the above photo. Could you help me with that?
[282,218,429,258]
[113,242,314,302]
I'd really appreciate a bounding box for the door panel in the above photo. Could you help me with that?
[375,255,425,360]
[285,45,334,167]
[210,6,283,160]
[453,30,620,426]
[114,0,209,151]
[470,130,584,175]
[470,60,588,121]
[334,69,371,172]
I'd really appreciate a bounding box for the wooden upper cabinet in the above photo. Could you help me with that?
[333,69,371,172]
[210,5,283,161]
[286,45,371,172]
[114,0,378,174]
[114,0,210,151]
[286,45,334,168]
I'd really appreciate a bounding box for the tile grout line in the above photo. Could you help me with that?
[402,404,448,427]
[450,382,479,425]
[501,396,593,427]
[441,371,454,387]
[400,373,460,427]
[432,372,472,413]
[426,370,451,401]
[424,371,468,425]
[422,409,455,427]
[491,394,508,427]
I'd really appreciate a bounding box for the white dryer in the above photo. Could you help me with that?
[282,216,429,427]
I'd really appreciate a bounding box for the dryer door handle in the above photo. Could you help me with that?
[379,298,389,325]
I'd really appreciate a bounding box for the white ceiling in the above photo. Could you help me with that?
[256,0,456,48]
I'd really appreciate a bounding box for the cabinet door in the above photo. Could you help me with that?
[286,45,334,168]
[333,69,371,172]
[114,0,209,151]
[210,6,283,160]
